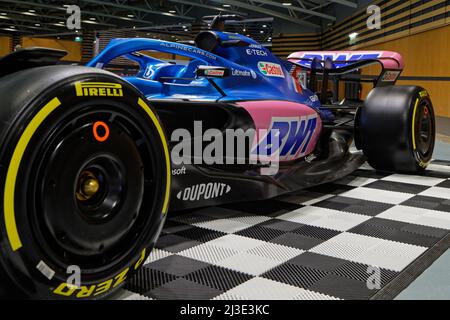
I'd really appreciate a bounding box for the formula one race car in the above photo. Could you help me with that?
[0,15,435,299]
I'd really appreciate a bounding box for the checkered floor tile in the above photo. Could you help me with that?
[120,161,450,300]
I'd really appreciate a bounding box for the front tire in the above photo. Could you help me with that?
[0,66,170,299]
[359,85,435,173]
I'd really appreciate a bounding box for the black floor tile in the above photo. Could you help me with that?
[271,233,325,250]
[288,252,348,272]
[314,196,394,216]
[184,265,252,291]
[364,180,429,194]
[262,263,328,288]
[147,255,209,277]
[236,225,286,242]
[309,274,375,300]
[147,278,222,300]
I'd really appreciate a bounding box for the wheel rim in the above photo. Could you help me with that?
[22,105,160,272]
[415,101,434,159]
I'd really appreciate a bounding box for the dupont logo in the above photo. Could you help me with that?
[75,82,123,97]
[258,62,285,78]
[176,183,231,201]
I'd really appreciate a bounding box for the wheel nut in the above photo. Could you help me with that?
[76,171,100,201]
[82,178,99,197]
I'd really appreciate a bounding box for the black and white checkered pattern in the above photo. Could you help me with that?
[119,161,450,300]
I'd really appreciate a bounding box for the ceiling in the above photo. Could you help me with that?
[0,0,361,42]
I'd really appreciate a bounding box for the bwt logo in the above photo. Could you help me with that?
[75,82,124,97]
[301,53,381,68]
[252,116,318,160]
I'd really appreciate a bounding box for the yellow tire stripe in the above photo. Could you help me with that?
[138,98,171,214]
[4,97,62,251]
[411,98,420,151]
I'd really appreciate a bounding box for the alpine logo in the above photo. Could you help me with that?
[176,183,231,201]
[258,62,285,78]
[252,115,318,160]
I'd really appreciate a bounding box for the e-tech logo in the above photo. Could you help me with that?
[246,48,268,57]
[258,62,285,78]
[177,183,231,201]
[300,52,381,68]
[75,82,123,97]
[252,115,318,160]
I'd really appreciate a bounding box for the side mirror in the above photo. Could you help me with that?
[196,66,230,78]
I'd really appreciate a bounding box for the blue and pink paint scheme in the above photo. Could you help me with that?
[88,35,404,163]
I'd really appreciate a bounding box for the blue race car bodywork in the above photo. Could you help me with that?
[86,32,324,113]
[85,27,408,211]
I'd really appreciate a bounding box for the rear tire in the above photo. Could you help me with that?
[359,85,435,173]
[0,66,170,299]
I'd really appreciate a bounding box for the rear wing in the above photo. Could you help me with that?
[287,51,404,87]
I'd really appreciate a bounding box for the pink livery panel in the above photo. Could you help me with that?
[237,100,322,162]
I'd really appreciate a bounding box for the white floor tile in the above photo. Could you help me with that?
[193,219,252,233]
[208,234,267,251]
[179,243,240,264]
[145,249,173,265]
[216,252,282,276]
[228,215,272,226]
[340,187,415,204]
[310,233,427,271]
[382,174,444,186]
[378,205,450,230]
[419,187,450,200]
[292,289,340,300]
[213,292,249,300]
[246,243,304,262]
[428,163,450,173]
[277,206,371,231]
[224,277,306,300]
[357,249,423,272]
